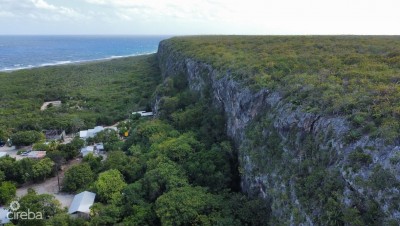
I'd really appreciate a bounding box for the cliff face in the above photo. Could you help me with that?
[156,40,400,225]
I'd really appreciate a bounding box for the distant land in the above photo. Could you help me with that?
[0,35,170,71]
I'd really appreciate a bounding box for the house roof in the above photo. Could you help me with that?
[0,208,10,224]
[27,151,46,159]
[95,143,104,150]
[81,151,92,157]
[68,191,96,214]
[44,130,64,137]
[93,126,104,133]
[132,111,154,117]
[80,130,88,138]
[81,146,94,155]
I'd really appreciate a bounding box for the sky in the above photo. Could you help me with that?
[0,0,399,35]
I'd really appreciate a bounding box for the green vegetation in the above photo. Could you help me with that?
[94,169,127,204]
[62,163,94,192]
[11,131,45,146]
[244,113,387,225]
[13,189,63,226]
[11,66,268,225]
[0,156,55,185]
[0,181,16,205]
[0,54,161,136]
[348,147,372,170]
[163,36,400,142]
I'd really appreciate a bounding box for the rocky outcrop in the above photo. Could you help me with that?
[156,40,400,225]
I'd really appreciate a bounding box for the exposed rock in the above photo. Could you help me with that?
[156,40,400,224]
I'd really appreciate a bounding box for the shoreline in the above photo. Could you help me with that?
[0,51,156,73]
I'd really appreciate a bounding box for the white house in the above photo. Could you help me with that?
[95,143,104,152]
[0,208,10,225]
[79,126,104,139]
[68,191,96,217]
[132,111,154,117]
[79,130,88,139]
[0,152,7,158]
[80,146,95,157]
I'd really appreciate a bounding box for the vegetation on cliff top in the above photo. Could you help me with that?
[0,55,160,137]
[163,36,400,142]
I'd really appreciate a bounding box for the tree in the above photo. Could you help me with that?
[47,140,60,152]
[11,131,44,146]
[155,186,220,226]
[93,129,119,150]
[32,158,54,182]
[152,133,200,163]
[0,156,16,181]
[140,158,189,202]
[90,203,122,226]
[184,143,232,191]
[62,163,94,192]
[45,212,87,226]
[82,153,103,172]
[13,158,35,184]
[0,181,16,205]
[0,170,4,183]
[102,151,144,183]
[94,169,127,204]
[14,188,62,226]
[0,127,10,143]
[33,143,50,151]
[59,137,84,160]
[70,117,85,133]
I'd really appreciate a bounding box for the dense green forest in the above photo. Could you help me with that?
[0,59,270,225]
[0,55,160,141]
[0,54,270,225]
[164,36,400,142]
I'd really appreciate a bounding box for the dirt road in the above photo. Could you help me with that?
[16,158,82,208]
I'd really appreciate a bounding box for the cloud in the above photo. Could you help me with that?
[84,0,235,22]
[0,11,15,17]
[1,0,400,34]
[31,0,57,10]
[0,0,86,20]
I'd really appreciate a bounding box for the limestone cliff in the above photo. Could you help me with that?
[156,39,400,225]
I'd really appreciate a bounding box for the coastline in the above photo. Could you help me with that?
[0,51,156,73]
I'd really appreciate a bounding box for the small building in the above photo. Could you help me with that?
[40,101,62,111]
[132,111,154,117]
[95,143,104,152]
[81,146,95,157]
[107,127,118,131]
[0,152,8,159]
[27,151,47,159]
[44,130,66,141]
[79,130,88,139]
[68,191,96,217]
[0,208,10,225]
[79,126,104,140]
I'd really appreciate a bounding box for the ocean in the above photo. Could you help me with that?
[0,35,170,72]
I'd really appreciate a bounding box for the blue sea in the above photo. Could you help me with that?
[0,35,170,72]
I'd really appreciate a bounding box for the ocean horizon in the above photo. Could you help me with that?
[0,35,170,72]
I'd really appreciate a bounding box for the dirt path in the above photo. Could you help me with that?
[16,158,82,208]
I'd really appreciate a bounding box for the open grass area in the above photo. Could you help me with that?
[0,54,161,134]
[163,36,400,141]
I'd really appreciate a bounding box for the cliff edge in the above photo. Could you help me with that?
[156,36,400,225]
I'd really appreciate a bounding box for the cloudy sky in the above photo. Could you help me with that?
[0,0,399,35]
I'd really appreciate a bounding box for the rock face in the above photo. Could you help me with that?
[156,40,400,225]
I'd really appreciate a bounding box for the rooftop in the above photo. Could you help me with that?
[68,191,96,214]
